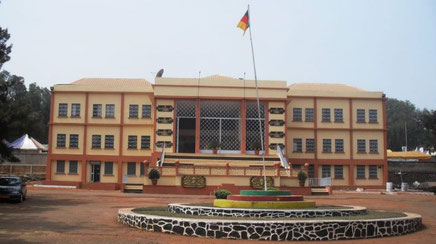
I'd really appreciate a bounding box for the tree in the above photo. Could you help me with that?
[0,27,12,69]
[421,109,436,151]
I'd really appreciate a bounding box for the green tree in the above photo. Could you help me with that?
[421,109,436,151]
[0,27,12,69]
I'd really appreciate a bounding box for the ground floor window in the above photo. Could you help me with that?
[127,162,136,176]
[334,165,343,179]
[322,165,331,178]
[369,165,378,179]
[69,161,78,174]
[356,165,366,179]
[308,164,314,178]
[104,162,113,175]
[56,160,65,173]
[140,163,145,176]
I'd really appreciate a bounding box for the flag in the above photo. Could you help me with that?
[237,10,249,35]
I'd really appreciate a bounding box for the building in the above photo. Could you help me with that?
[44,75,387,192]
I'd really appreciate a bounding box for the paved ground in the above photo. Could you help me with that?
[0,187,434,244]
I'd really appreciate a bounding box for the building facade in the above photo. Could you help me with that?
[45,75,387,192]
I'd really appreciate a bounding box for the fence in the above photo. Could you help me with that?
[308,177,332,187]
[0,164,46,179]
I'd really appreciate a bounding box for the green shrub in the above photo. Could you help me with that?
[148,168,160,180]
[267,186,277,191]
[208,141,222,149]
[215,189,232,199]
[298,171,307,182]
[250,141,262,150]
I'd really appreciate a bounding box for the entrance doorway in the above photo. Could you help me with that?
[177,118,196,153]
[90,162,101,182]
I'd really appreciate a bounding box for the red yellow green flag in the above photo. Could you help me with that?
[237,10,249,35]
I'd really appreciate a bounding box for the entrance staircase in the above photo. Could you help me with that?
[124,184,143,193]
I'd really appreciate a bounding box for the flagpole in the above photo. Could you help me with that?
[247,4,268,191]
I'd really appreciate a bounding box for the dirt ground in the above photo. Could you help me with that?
[0,187,434,244]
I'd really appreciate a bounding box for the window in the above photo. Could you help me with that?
[369,109,377,123]
[370,139,378,153]
[357,139,366,153]
[308,165,315,178]
[369,165,378,179]
[71,103,80,117]
[357,109,365,122]
[292,164,302,170]
[335,139,344,152]
[306,139,315,152]
[141,136,151,149]
[56,160,65,173]
[140,163,145,176]
[69,161,78,174]
[92,135,101,148]
[128,135,137,149]
[322,165,331,178]
[57,134,66,148]
[305,108,314,122]
[58,103,68,116]
[293,138,302,152]
[129,105,138,118]
[334,165,343,179]
[104,162,113,175]
[334,108,343,122]
[106,104,115,118]
[69,134,79,148]
[142,105,152,118]
[356,165,366,179]
[322,108,331,122]
[92,104,102,118]
[322,139,331,152]
[105,135,114,149]
[293,108,302,121]
[127,162,136,175]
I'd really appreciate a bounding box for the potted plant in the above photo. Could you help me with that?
[251,141,262,155]
[298,171,307,187]
[208,141,222,154]
[148,168,160,186]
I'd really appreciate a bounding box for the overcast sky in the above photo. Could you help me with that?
[1,0,435,109]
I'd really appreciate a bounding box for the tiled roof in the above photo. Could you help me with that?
[54,78,153,92]
[288,83,383,98]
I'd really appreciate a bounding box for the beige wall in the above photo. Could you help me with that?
[287,98,315,128]
[317,98,350,129]
[268,102,286,156]
[53,93,86,123]
[316,165,349,186]
[354,165,383,186]
[50,160,81,182]
[155,99,174,153]
[86,126,120,156]
[286,129,315,159]
[122,126,154,156]
[88,93,121,124]
[124,94,154,125]
[352,131,384,159]
[317,130,351,159]
[352,99,384,129]
[52,125,85,155]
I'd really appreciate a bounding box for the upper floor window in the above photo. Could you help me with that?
[69,161,78,174]
[56,134,66,148]
[334,165,343,179]
[322,139,331,152]
[142,105,152,118]
[92,135,101,148]
[322,165,331,178]
[69,134,78,148]
[305,108,314,122]
[334,108,343,122]
[129,105,139,118]
[322,108,331,122]
[335,139,344,153]
[71,104,81,117]
[92,104,102,118]
[56,160,65,173]
[357,109,365,122]
[293,108,302,121]
[128,135,137,149]
[369,165,378,179]
[357,139,366,153]
[369,139,378,153]
[106,104,115,118]
[58,103,68,116]
[306,138,315,152]
[141,136,151,149]
[105,135,114,149]
[369,109,378,123]
[293,138,302,152]
[356,165,366,179]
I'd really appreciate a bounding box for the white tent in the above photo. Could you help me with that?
[8,134,47,151]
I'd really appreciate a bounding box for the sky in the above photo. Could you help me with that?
[0,0,435,109]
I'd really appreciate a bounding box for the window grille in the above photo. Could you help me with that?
[369,165,378,179]
[93,104,102,117]
[322,108,331,122]
[128,135,137,149]
[293,138,302,152]
[129,105,138,118]
[69,134,78,148]
[306,138,315,152]
[69,161,78,174]
[105,135,114,149]
[305,108,314,122]
[127,162,136,175]
[57,134,66,147]
[357,139,366,153]
[176,100,196,118]
[92,135,101,148]
[56,160,65,173]
[357,165,366,179]
[71,104,80,117]
[335,139,344,152]
[246,101,265,151]
[322,165,331,178]
[334,165,343,179]
[369,109,377,123]
[334,108,343,122]
[106,104,115,118]
[369,139,378,152]
[293,108,302,121]
[357,109,365,122]
[104,162,113,175]
[141,136,151,149]
[323,139,331,152]
[142,105,151,118]
[59,103,68,116]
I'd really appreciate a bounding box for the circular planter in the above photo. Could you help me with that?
[240,190,291,196]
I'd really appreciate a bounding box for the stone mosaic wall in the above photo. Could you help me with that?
[118,208,422,241]
[168,204,367,218]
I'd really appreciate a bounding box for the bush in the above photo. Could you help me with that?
[250,141,262,150]
[267,186,277,191]
[215,189,232,199]
[298,171,307,182]
[148,168,160,180]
